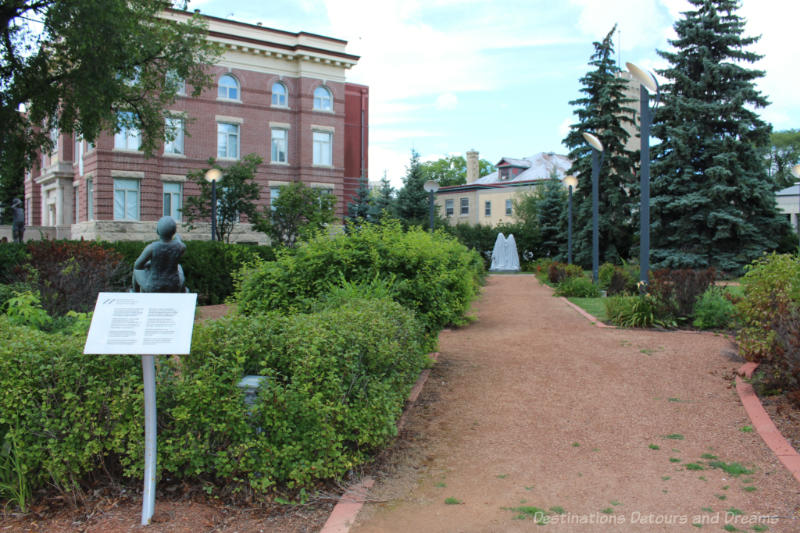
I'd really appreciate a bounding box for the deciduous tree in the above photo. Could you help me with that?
[0,1,219,211]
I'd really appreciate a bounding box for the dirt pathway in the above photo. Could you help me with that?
[351,275,799,532]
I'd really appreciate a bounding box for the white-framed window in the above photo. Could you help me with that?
[164,117,185,155]
[485,200,491,217]
[313,86,332,111]
[217,122,239,159]
[75,136,84,176]
[506,199,512,216]
[163,182,182,221]
[460,197,469,215]
[75,186,80,223]
[272,81,287,107]
[166,70,185,96]
[87,178,94,221]
[113,178,140,220]
[271,128,287,163]
[114,112,141,150]
[311,184,334,208]
[445,198,454,217]
[218,74,240,100]
[312,130,332,166]
[270,185,282,211]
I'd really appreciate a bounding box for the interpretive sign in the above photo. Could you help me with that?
[84,292,197,355]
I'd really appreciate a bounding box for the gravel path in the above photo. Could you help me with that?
[351,275,799,532]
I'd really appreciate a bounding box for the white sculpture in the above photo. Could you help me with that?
[490,233,521,271]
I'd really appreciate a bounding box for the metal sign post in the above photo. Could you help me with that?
[84,292,197,526]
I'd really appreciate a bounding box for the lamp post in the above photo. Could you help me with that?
[626,62,660,290]
[423,180,440,233]
[563,175,578,264]
[792,164,800,251]
[582,132,604,284]
[204,168,222,241]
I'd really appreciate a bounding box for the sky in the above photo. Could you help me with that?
[191,0,800,188]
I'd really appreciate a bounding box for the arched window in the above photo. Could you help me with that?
[272,81,287,106]
[313,86,332,111]
[218,74,240,100]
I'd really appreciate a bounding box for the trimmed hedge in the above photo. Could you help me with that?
[98,240,276,305]
[0,297,426,498]
[1,240,276,309]
[235,222,484,333]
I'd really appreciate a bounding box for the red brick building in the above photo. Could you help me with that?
[24,10,368,243]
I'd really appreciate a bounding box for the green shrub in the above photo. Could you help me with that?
[547,262,583,284]
[0,297,429,499]
[234,221,484,333]
[100,240,276,305]
[598,263,616,289]
[0,243,29,283]
[693,287,736,330]
[605,295,675,328]
[737,253,800,362]
[555,276,600,298]
[0,317,143,495]
[170,298,427,490]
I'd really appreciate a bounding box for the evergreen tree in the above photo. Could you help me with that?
[562,25,638,267]
[395,150,429,226]
[369,173,396,222]
[651,0,788,273]
[536,174,569,260]
[346,175,372,224]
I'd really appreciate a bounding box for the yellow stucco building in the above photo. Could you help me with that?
[436,150,572,226]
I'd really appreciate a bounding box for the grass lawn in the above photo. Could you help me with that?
[568,297,608,322]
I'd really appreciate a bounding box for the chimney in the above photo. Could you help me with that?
[466,149,479,184]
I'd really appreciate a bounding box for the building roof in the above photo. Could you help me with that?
[777,184,800,196]
[476,152,571,185]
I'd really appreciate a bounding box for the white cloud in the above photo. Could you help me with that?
[569,0,668,50]
[435,93,458,110]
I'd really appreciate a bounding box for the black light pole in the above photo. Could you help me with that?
[423,180,440,233]
[564,175,578,264]
[582,132,604,284]
[205,168,222,241]
[792,164,800,251]
[626,62,660,290]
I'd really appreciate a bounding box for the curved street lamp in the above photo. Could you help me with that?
[792,164,800,250]
[563,175,579,264]
[582,132,604,283]
[204,168,222,241]
[423,179,440,233]
[626,61,661,290]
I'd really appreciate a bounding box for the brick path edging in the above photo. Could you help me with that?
[735,362,800,485]
[319,352,440,533]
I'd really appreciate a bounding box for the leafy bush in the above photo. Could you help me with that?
[599,262,636,295]
[738,253,800,362]
[649,268,716,320]
[161,297,427,490]
[0,318,143,497]
[23,240,129,316]
[99,240,276,305]
[605,295,675,328]
[555,276,600,298]
[0,297,429,499]
[768,305,800,404]
[692,287,736,330]
[0,243,29,283]
[547,262,583,284]
[235,221,484,333]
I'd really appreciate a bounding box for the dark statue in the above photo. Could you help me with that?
[133,216,187,293]
[11,198,24,243]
